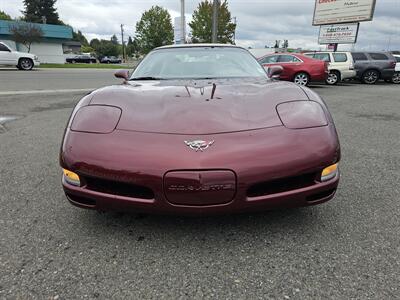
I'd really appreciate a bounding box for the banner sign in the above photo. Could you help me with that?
[319,23,360,44]
[313,0,376,26]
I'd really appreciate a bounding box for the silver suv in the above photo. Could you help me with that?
[351,52,396,84]
[303,51,356,85]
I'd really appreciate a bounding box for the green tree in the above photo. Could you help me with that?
[110,34,119,45]
[0,10,12,20]
[283,40,289,49]
[72,30,89,46]
[10,22,43,52]
[135,6,173,54]
[81,45,95,54]
[23,0,61,25]
[89,38,100,49]
[189,0,236,44]
[126,36,141,58]
[91,40,120,58]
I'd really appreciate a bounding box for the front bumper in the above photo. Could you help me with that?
[33,60,41,67]
[61,125,340,215]
[63,173,339,215]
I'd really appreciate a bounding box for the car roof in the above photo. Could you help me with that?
[351,51,391,54]
[303,51,351,54]
[154,43,244,50]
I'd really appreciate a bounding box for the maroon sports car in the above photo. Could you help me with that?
[60,44,340,215]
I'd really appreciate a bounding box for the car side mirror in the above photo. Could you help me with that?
[114,69,130,81]
[267,65,283,79]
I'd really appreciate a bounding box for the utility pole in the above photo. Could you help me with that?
[212,0,219,43]
[120,24,125,62]
[180,0,186,44]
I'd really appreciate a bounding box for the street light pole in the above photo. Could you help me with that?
[180,0,186,44]
[120,24,126,62]
[212,0,219,43]
[233,16,237,45]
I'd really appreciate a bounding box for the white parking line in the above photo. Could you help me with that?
[0,88,94,96]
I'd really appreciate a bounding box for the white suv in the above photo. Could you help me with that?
[303,52,356,85]
[0,41,40,70]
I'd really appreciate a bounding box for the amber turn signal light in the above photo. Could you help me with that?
[63,169,81,186]
[321,163,338,182]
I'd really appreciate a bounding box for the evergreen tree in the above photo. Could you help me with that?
[189,0,236,44]
[23,0,61,25]
[111,34,119,45]
[126,37,140,58]
[72,30,89,46]
[135,6,173,54]
[283,40,289,49]
[0,10,12,20]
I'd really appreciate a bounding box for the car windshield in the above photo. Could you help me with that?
[130,47,267,80]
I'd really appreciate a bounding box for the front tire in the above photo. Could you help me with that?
[18,58,34,71]
[392,72,400,84]
[326,71,340,85]
[362,70,379,84]
[293,72,310,86]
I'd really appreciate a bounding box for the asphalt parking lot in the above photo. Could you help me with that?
[1,69,399,299]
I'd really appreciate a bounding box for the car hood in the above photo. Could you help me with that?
[89,79,309,135]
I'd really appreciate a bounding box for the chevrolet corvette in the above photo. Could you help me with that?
[60,44,340,215]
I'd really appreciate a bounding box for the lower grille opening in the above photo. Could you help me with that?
[247,173,317,198]
[306,189,336,202]
[67,193,96,207]
[83,176,155,200]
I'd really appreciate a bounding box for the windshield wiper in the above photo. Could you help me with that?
[129,76,164,81]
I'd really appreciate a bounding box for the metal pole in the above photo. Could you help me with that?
[233,17,237,44]
[121,24,125,62]
[180,0,186,44]
[333,43,338,52]
[212,0,219,43]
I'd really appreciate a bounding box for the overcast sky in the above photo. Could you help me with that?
[1,0,399,50]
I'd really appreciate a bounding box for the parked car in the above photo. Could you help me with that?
[60,44,340,215]
[257,53,328,86]
[0,41,40,70]
[303,52,356,85]
[351,52,396,84]
[388,54,400,84]
[66,55,97,64]
[100,56,122,64]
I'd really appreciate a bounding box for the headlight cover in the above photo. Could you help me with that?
[276,101,328,129]
[71,105,122,134]
[63,169,81,186]
[321,163,339,182]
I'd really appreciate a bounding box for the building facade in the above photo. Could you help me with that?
[0,20,73,64]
